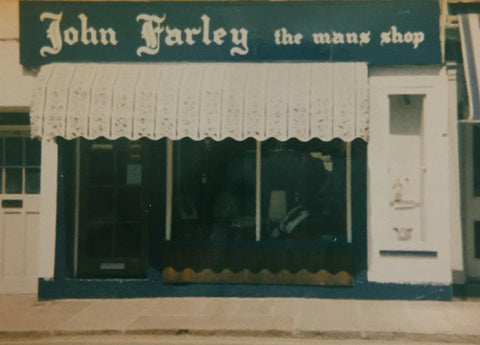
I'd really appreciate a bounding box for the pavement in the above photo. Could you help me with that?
[0,294,480,343]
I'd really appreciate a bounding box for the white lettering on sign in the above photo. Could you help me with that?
[136,14,249,57]
[311,31,371,46]
[39,12,118,56]
[40,12,63,57]
[380,26,424,49]
[37,11,428,59]
[274,28,303,45]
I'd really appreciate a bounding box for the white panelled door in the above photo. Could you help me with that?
[0,130,41,293]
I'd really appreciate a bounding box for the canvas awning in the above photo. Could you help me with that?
[459,14,480,121]
[30,62,369,141]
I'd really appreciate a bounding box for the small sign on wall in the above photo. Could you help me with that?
[126,164,142,185]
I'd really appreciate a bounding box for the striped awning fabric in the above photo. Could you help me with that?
[30,62,369,141]
[460,14,480,121]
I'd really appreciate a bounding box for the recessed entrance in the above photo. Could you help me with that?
[77,139,149,278]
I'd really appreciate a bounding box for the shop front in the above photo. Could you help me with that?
[451,2,480,287]
[15,0,457,299]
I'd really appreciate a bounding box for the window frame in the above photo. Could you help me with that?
[164,138,353,243]
[0,127,42,195]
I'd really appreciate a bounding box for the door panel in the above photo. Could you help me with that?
[77,139,149,278]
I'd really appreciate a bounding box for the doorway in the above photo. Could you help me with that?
[0,129,42,292]
[77,139,149,278]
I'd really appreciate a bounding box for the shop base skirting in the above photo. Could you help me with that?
[37,277,452,301]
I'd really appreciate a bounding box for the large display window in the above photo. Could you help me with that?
[169,138,347,243]
[74,137,363,285]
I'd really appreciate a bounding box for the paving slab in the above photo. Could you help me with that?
[56,299,154,332]
[0,294,480,344]
[127,314,294,332]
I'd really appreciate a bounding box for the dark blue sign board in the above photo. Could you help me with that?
[20,1,441,66]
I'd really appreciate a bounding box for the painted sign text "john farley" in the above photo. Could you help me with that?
[19,1,441,66]
[40,12,427,58]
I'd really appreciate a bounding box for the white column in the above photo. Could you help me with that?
[165,139,173,241]
[346,142,352,243]
[37,139,58,279]
[256,141,261,242]
[447,63,465,284]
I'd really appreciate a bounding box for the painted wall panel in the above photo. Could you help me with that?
[3,212,25,278]
[25,212,40,278]
[368,66,454,284]
[0,41,36,110]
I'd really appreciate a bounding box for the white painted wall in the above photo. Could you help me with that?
[368,66,456,284]
[0,1,36,111]
[0,0,58,290]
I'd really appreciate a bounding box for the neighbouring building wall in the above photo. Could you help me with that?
[0,0,57,292]
[0,0,35,111]
[368,66,455,284]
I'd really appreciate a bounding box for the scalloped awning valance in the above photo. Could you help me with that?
[30,62,369,141]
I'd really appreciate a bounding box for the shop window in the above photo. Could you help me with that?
[473,126,480,196]
[170,137,347,243]
[0,135,41,194]
[172,138,256,241]
[76,137,356,283]
[261,138,346,242]
[475,221,480,259]
[164,137,353,285]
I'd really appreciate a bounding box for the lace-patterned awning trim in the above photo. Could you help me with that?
[30,62,369,142]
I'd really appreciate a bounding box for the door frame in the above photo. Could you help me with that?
[460,123,480,279]
[76,138,150,278]
[0,123,42,293]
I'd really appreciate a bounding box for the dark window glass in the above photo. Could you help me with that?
[25,138,41,166]
[474,126,480,196]
[88,150,114,185]
[172,138,256,241]
[87,224,114,257]
[25,168,41,194]
[117,188,142,221]
[0,138,4,166]
[87,187,114,221]
[5,168,22,194]
[475,221,480,259]
[115,223,142,257]
[261,138,346,242]
[5,138,23,166]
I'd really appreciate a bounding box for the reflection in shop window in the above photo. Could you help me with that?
[171,137,347,243]
[262,138,346,242]
[172,138,256,241]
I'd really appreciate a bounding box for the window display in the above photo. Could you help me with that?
[171,137,347,243]
[76,137,354,283]
[172,138,256,241]
[261,139,346,242]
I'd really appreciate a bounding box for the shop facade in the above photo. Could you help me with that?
[0,0,467,299]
